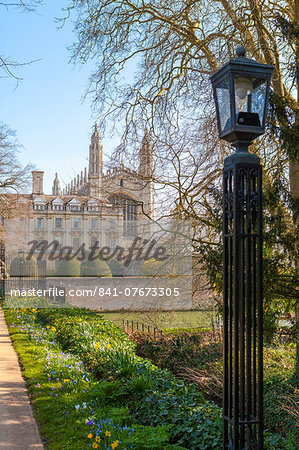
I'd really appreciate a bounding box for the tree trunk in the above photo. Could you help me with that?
[293,0,299,376]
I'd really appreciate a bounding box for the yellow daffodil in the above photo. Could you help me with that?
[94,342,100,349]
[51,327,56,332]
[87,433,93,439]
[112,441,120,449]
[107,343,111,349]
[105,430,111,437]
[95,436,101,442]
[46,325,50,329]
[92,444,98,449]
[63,379,70,383]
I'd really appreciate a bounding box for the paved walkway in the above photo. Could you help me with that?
[0,307,44,449]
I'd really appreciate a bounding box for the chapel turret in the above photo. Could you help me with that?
[89,124,103,177]
[139,129,153,178]
[88,124,103,198]
[52,172,61,196]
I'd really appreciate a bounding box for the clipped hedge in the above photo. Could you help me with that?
[56,259,81,277]
[108,259,124,277]
[81,258,112,277]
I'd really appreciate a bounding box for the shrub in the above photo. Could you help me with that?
[142,259,163,276]
[56,259,81,277]
[46,268,56,277]
[108,259,124,277]
[142,258,179,276]
[81,258,112,277]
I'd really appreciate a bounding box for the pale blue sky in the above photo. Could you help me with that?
[0,1,122,194]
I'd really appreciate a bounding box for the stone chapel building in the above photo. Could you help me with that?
[28,125,154,269]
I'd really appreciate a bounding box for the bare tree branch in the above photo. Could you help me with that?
[0,0,42,81]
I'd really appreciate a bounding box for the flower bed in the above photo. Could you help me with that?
[4,306,293,449]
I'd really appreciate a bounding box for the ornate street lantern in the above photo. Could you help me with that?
[210,46,273,151]
[210,48,273,450]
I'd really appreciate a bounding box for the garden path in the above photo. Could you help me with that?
[0,307,44,449]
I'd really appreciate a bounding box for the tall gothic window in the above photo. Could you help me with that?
[108,193,137,236]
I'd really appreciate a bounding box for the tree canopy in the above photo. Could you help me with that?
[65,0,298,216]
[65,0,298,339]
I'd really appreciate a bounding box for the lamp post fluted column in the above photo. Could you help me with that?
[222,148,263,449]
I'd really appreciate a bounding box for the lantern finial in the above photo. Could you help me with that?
[236,46,246,58]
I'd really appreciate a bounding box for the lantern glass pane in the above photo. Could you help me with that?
[235,90,251,115]
[235,77,267,128]
[251,79,267,125]
[215,77,231,133]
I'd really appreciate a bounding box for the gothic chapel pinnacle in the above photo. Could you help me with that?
[49,125,154,217]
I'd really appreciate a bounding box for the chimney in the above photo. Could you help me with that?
[32,171,44,195]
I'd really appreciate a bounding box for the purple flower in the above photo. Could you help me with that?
[66,411,69,415]
[87,419,94,426]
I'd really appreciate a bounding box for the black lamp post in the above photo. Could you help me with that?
[210,47,273,450]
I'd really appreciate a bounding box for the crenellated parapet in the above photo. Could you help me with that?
[103,164,139,181]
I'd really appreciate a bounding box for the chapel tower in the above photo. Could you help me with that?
[138,130,154,217]
[52,173,61,196]
[138,129,153,178]
[88,124,103,198]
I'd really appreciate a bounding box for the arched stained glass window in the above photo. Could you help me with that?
[108,193,137,236]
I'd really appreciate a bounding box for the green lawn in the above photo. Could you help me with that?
[100,309,218,330]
